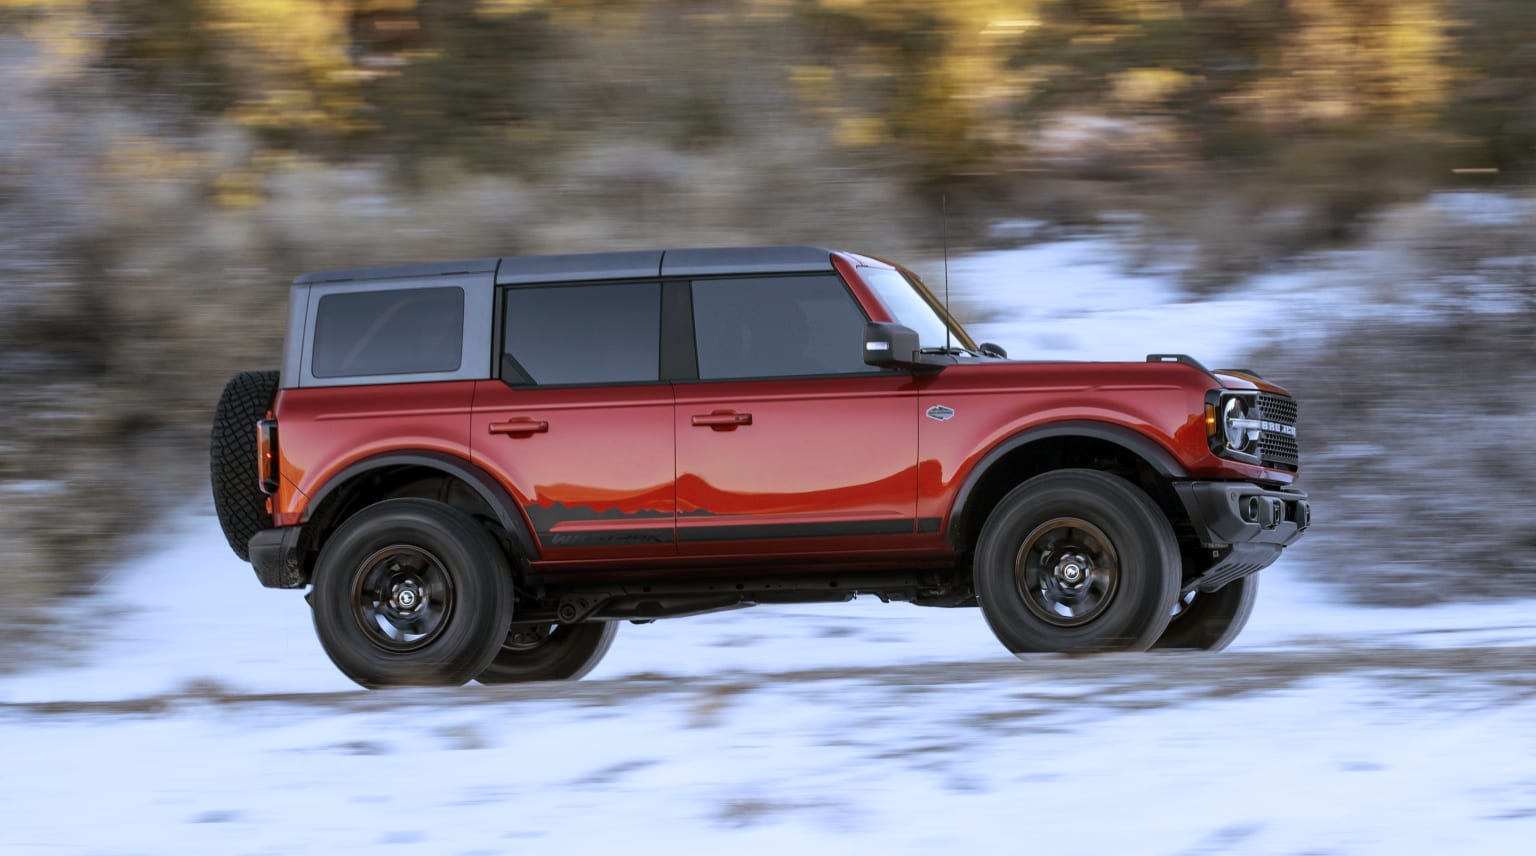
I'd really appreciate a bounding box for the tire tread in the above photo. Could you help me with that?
[209,370,280,560]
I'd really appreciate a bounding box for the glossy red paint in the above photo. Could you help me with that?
[271,380,476,527]
[906,360,1294,533]
[270,255,1296,575]
[470,380,676,561]
[831,252,897,323]
[674,375,925,556]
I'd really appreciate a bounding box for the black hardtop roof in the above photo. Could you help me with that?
[293,246,839,286]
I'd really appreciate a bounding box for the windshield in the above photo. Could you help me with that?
[860,267,977,351]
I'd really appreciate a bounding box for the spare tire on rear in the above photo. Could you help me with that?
[210,370,280,560]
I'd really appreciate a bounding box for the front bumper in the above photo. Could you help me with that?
[1173,482,1310,593]
[248,526,307,589]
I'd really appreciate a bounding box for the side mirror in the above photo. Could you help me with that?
[979,342,1007,358]
[863,322,922,369]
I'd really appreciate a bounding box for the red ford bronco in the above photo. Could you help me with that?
[211,246,1308,688]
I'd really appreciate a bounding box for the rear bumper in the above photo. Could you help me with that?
[248,526,307,589]
[1173,482,1310,593]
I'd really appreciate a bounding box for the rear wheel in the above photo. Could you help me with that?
[1153,574,1259,651]
[974,469,1180,654]
[476,622,618,684]
[310,499,512,688]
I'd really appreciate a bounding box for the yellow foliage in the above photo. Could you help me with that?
[1281,0,1452,123]
[834,116,888,148]
[1111,68,1189,105]
[789,65,837,105]
[212,169,266,209]
[477,0,542,16]
[204,0,360,134]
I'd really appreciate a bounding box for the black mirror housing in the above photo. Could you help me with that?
[863,322,922,368]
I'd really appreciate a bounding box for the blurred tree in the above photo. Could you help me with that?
[95,0,236,116]
[1444,0,1536,176]
[362,0,556,173]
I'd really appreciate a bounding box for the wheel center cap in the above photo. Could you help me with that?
[1056,556,1088,586]
[391,581,423,611]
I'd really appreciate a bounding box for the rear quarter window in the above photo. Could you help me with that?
[312,287,465,378]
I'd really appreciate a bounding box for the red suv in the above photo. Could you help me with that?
[211,246,1308,688]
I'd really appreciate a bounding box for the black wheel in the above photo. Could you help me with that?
[974,469,1180,654]
[310,499,513,688]
[476,621,618,684]
[210,370,280,560]
[1153,574,1259,651]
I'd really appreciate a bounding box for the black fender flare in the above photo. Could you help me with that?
[301,450,539,559]
[946,420,1188,549]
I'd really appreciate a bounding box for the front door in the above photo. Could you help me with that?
[674,273,921,557]
[471,280,674,561]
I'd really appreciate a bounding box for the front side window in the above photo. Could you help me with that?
[312,286,465,378]
[502,282,661,386]
[691,275,876,380]
[859,267,975,351]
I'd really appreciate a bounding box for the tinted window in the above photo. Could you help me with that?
[691,275,875,379]
[313,287,464,378]
[502,282,661,385]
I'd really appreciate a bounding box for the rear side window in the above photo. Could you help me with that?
[502,282,662,386]
[312,287,465,378]
[691,275,875,380]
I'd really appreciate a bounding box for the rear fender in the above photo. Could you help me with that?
[301,450,539,559]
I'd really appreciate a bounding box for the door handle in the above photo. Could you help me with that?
[488,418,549,436]
[691,411,752,429]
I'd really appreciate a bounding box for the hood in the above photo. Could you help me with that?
[1212,368,1292,396]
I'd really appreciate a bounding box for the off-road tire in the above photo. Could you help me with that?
[310,499,513,688]
[210,370,280,560]
[477,621,618,684]
[974,469,1180,654]
[1153,574,1259,651]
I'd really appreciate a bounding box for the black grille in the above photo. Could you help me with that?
[1256,393,1297,426]
[1256,393,1299,470]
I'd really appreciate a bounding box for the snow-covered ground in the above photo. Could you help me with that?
[5,237,1536,854]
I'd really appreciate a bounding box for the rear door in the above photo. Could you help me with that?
[471,280,675,561]
[673,273,922,557]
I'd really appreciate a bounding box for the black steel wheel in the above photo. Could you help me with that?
[1014,517,1121,627]
[476,621,618,684]
[1153,574,1259,651]
[974,469,1180,654]
[350,545,456,653]
[310,499,512,688]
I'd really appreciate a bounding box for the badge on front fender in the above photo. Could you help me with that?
[926,405,955,422]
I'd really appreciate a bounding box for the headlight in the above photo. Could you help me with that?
[1206,391,1262,461]
[1222,397,1258,454]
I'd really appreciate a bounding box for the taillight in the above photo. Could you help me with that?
[256,418,279,495]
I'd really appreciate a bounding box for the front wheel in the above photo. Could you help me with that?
[476,622,618,684]
[1153,574,1259,651]
[310,499,513,688]
[974,469,1180,654]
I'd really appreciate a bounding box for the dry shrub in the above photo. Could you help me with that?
[1253,194,1536,604]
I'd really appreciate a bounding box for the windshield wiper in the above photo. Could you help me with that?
[920,345,986,357]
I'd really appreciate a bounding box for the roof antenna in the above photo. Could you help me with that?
[942,193,952,354]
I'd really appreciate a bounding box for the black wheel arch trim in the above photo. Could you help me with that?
[946,420,1188,549]
[301,450,539,559]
